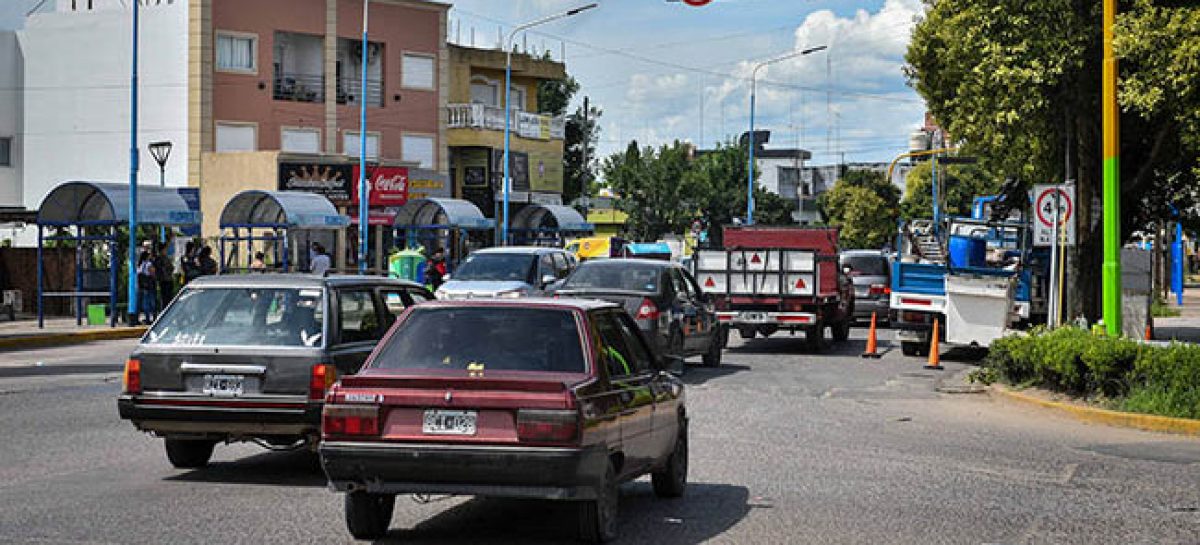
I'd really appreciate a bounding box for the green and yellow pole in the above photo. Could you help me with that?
[1102,0,1122,336]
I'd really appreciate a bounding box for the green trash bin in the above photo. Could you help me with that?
[388,248,426,282]
[87,304,107,326]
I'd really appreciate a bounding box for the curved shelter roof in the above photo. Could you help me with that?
[219,190,348,230]
[37,181,201,226]
[392,198,494,230]
[511,204,592,232]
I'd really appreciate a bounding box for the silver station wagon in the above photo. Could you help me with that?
[116,274,433,468]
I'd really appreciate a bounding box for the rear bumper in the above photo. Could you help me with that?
[117,395,320,438]
[319,441,609,500]
[852,298,890,320]
[716,311,817,328]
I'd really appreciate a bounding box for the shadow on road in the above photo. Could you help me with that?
[375,482,752,545]
[680,363,749,385]
[166,449,326,487]
[728,335,866,357]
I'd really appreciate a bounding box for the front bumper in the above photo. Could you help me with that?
[320,441,609,500]
[117,394,320,438]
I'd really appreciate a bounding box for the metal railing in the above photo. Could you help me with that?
[446,103,565,140]
[273,72,325,103]
[336,76,383,107]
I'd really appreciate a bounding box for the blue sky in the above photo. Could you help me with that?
[2,0,928,166]
[449,0,928,165]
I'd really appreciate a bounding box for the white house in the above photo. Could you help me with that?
[0,30,21,213]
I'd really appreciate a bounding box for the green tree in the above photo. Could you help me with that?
[537,74,600,206]
[904,0,1200,319]
[817,169,901,249]
[687,140,792,245]
[899,161,1001,221]
[602,141,701,241]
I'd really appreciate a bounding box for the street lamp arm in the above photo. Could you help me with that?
[505,3,598,48]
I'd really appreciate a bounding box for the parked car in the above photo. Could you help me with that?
[116,274,434,468]
[319,298,688,542]
[553,258,723,367]
[840,249,891,324]
[435,246,575,299]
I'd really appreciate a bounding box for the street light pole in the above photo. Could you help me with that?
[358,0,370,274]
[501,3,597,246]
[127,0,140,324]
[148,141,173,244]
[747,45,826,225]
[1101,0,1122,335]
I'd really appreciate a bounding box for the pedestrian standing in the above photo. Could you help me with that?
[197,246,218,277]
[426,248,447,290]
[310,243,331,276]
[181,240,201,284]
[136,250,158,325]
[154,244,175,308]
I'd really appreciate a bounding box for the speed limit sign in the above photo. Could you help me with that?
[1033,184,1076,247]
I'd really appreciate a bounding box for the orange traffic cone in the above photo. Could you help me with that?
[924,318,943,370]
[1144,324,1153,341]
[861,312,881,359]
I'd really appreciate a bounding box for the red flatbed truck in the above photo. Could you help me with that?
[692,226,854,350]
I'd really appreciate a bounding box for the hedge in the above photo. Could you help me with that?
[978,326,1200,420]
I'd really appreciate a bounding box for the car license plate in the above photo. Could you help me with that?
[422,409,477,436]
[202,374,244,397]
[740,312,769,323]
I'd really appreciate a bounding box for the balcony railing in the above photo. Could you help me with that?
[336,76,383,107]
[447,103,565,140]
[273,72,325,103]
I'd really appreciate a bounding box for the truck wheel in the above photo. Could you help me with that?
[738,327,756,340]
[652,420,688,498]
[164,439,215,469]
[701,334,722,367]
[832,319,851,342]
[345,491,395,540]
[718,325,730,349]
[901,341,926,357]
[804,324,823,352]
[579,461,619,543]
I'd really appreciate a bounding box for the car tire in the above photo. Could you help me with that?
[832,319,851,342]
[737,327,756,340]
[668,330,685,359]
[701,332,722,368]
[344,491,395,540]
[804,323,823,352]
[164,439,215,469]
[652,420,688,498]
[719,325,730,349]
[579,461,619,543]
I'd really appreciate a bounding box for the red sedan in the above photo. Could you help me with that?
[319,298,688,542]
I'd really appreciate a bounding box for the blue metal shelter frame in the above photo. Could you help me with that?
[392,198,494,267]
[509,204,593,247]
[35,181,201,328]
[218,190,348,273]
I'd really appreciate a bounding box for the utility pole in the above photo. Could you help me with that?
[1101,0,1122,335]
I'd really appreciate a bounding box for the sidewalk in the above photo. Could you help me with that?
[0,315,146,350]
[1153,288,1200,343]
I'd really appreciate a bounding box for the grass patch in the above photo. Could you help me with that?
[977,326,1200,420]
[1152,297,1181,318]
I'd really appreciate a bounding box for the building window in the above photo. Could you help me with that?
[401,53,435,90]
[343,132,380,160]
[281,128,321,153]
[401,135,434,168]
[215,122,257,152]
[470,76,498,106]
[216,32,257,73]
[0,137,10,167]
[507,84,526,112]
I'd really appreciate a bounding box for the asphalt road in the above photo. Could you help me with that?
[0,331,1198,544]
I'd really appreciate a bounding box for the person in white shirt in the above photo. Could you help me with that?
[310,243,331,276]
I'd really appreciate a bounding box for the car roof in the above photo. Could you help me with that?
[576,258,677,269]
[471,246,565,256]
[416,297,618,312]
[184,273,426,290]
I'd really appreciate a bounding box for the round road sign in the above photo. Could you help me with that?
[682,0,713,6]
[1035,187,1072,227]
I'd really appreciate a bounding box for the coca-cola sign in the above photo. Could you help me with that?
[351,166,409,206]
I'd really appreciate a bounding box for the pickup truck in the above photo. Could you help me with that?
[692,226,854,350]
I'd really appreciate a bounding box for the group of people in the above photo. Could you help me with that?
[134,240,217,325]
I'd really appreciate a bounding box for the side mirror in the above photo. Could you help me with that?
[842,265,853,275]
[541,274,557,287]
[662,354,686,376]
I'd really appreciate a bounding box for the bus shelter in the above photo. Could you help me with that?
[392,198,494,266]
[36,181,201,328]
[218,190,348,273]
[509,204,593,247]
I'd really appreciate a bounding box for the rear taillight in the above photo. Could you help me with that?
[516,409,579,444]
[322,404,381,437]
[634,298,660,320]
[868,284,890,296]
[123,358,141,394]
[309,364,337,401]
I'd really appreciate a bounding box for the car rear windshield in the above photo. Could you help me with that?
[843,255,889,276]
[145,287,325,347]
[452,253,536,283]
[561,262,661,293]
[370,307,586,373]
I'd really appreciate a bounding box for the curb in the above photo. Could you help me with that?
[991,385,1200,437]
[0,327,147,351]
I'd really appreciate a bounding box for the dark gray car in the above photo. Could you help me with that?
[117,274,433,468]
[840,250,891,324]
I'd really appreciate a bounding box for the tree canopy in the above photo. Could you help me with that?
[900,161,1001,221]
[817,169,902,250]
[538,74,601,206]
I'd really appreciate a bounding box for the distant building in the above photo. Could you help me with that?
[0,30,22,227]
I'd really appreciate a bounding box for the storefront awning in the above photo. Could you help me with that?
[511,204,593,232]
[392,198,494,230]
[219,190,348,230]
[37,181,201,227]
